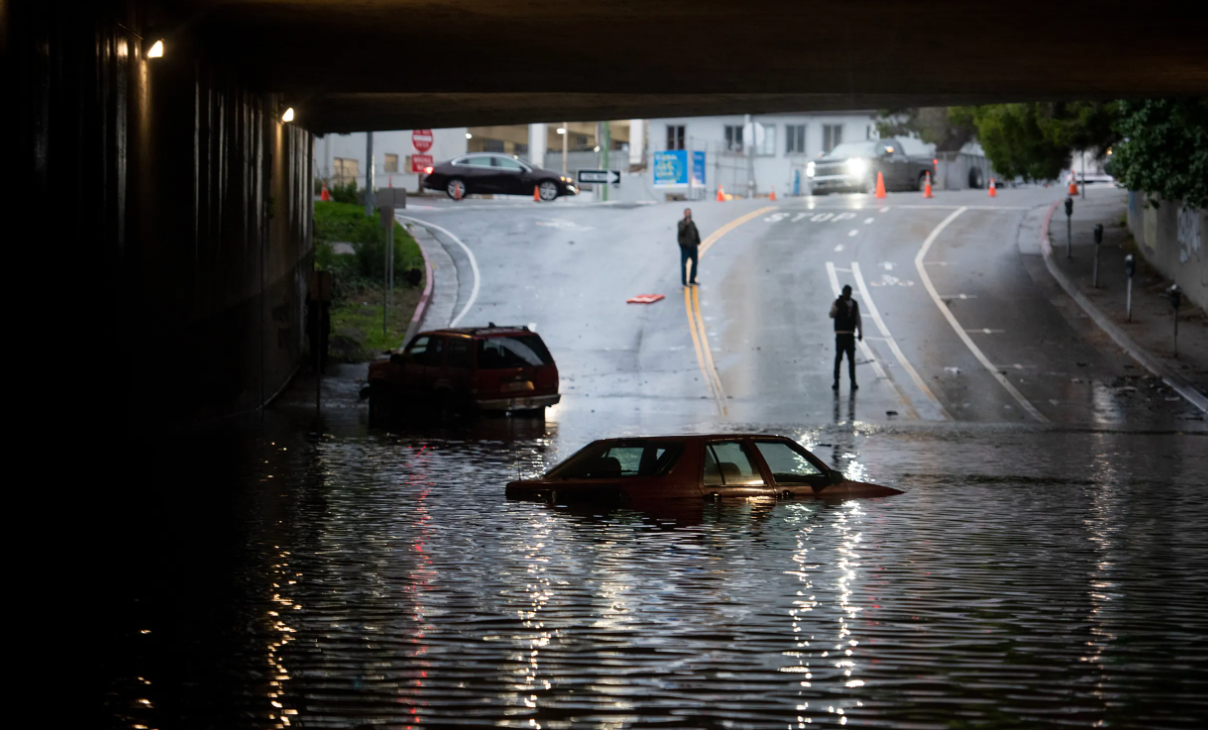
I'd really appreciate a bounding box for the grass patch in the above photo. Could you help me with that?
[313,201,427,360]
[330,282,423,355]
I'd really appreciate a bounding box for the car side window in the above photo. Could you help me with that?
[408,335,444,366]
[493,157,524,171]
[446,338,472,369]
[702,441,763,486]
[465,156,493,168]
[876,141,894,157]
[754,441,824,484]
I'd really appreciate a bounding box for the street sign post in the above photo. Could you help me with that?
[578,169,621,185]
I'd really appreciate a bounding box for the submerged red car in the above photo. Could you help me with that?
[506,434,902,503]
[365,325,559,423]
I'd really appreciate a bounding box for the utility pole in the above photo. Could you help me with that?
[364,131,375,217]
[1081,151,1086,199]
[601,121,610,203]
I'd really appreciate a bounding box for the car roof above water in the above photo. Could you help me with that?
[425,326,536,338]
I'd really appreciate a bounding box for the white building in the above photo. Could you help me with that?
[313,128,469,193]
[647,112,883,197]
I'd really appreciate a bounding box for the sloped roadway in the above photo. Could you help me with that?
[401,190,1205,433]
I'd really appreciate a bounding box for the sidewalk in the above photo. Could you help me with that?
[1042,187,1207,410]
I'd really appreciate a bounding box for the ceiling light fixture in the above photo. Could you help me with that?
[281,107,295,122]
[147,40,164,58]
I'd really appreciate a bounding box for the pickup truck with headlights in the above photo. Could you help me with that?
[806,138,936,195]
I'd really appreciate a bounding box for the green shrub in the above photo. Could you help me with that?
[314,201,424,292]
[330,181,359,204]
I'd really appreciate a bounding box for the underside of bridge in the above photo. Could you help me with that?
[170,0,1206,132]
[9,0,1208,429]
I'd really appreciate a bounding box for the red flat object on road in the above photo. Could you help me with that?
[627,294,665,304]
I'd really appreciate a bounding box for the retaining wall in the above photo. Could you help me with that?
[1127,192,1208,311]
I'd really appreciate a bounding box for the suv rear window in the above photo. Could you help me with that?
[545,441,684,480]
[477,335,553,369]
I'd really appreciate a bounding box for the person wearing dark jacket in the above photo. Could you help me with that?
[829,285,863,390]
[677,208,701,286]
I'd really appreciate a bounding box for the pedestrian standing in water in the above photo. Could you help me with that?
[678,208,701,286]
[829,284,862,390]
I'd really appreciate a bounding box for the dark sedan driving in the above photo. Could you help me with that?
[422,152,579,201]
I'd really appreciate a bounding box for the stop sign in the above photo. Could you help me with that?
[412,129,433,152]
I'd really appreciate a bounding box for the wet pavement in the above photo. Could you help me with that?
[100,188,1207,729]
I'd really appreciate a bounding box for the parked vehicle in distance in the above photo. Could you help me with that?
[364,325,560,423]
[506,434,903,504]
[422,153,579,201]
[806,138,936,195]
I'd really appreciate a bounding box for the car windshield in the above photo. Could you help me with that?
[545,441,685,480]
[825,141,877,158]
[476,334,554,369]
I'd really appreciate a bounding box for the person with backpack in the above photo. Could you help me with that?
[677,208,701,286]
[829,285,863,390]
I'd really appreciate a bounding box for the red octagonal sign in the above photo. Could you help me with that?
[412,129,434,152]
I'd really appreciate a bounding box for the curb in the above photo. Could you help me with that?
[400,223,436,351]
[1039,200,1208,413]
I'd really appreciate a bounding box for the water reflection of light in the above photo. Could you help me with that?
[265,546,299,727]
[1083,435,1121,707]
[785,502,818,725]
[833,502,867,698]
[512,512,556,727]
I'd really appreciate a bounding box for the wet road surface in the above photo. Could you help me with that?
[101,188,1207,729]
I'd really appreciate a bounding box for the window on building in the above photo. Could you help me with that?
[332,157,359,187]
[724,125,744,152]
[483,139,505,153]
[384,153,399,173]
[756,124,776,156]
[666,125,686,150]
[786,124,807,154]
[823,124,844,153]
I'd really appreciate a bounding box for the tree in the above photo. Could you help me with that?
[952,102,1120,181]
[1110,98,1208,208]
[876,107,976,152]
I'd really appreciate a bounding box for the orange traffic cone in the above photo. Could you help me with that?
[923,172,933,199]
[533,185,541,202]
[769,185,777,201]
[1067,174,1078,196]
[988,178,997,197]
[717,185,725,202]
[320,185,331,201]
[874,171,886,199]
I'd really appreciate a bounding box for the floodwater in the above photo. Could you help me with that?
[102,410,1208,730]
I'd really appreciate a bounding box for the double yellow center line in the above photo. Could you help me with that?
[685,206,778,415]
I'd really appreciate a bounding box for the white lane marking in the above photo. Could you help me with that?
[826,262,889,382]
[965,328,1005,334]
[879,207,889,213]
[396,214,481,328]
[765,212,790,222]
[852,261,951,419]
[834,244,844,252]
[883,262,894,270]
[791,213,808,222]
[941,293,977,299]
[833,267,852,273]
[914,207,1049,423]
[848,229,859,237]
[864,217,875,224]
[811,213,834,222]
[833,212,857,221]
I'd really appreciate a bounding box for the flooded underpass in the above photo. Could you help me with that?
[101,402,1208,730]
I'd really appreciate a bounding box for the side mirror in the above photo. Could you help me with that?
[389,353,405,366]
[829,469,845,485]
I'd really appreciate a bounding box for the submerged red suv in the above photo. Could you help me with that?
[365,325,559,423]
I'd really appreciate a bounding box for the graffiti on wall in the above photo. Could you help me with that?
[1176,205,1202,265]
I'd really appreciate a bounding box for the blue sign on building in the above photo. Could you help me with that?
[653,150,687,187]
[692,151,706,187]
